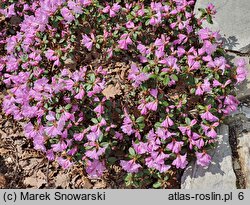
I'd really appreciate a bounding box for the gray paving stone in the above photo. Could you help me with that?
[181,125,237,189]
[195,0,250,53]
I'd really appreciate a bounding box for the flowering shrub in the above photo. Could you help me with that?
[0,0,247,188]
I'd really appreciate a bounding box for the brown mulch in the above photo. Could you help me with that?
[0,91,128,189]
[0,106,181,189]
[0,88,182,189]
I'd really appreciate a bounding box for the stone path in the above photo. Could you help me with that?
[182,0,250,189]
[181,125,237,189]
[195,0,250,53]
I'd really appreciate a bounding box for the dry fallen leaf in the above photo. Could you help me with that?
[0,148,9,155]
[64,58,77,70]
[23,158,43,171]
[102,84,121,99]
[75,176,93,189]
[93,180,107,189]
[10,16,22,26]
[23,170,46,188]
[55,172,70,188]
[0,14,5,23]
[0,174,7,188]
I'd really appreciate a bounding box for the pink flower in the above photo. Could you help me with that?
[86,147,106,159]
[51,141,67,152]
[103,3,121,17]
[222,95,239,115]
[121,115,134,136]
[156,127,175,140]
[133,141,148,154]
[161,116,174,128]
[114,131,123,140]
[24,122,37,139]
[159,56,179,72]
[33,132,46,152]
[201,79,211,92]
[200,110,218,122]
[137,43,148,55]
[94,104,104,116]
[67,146,78,156]
[118,33,132,50]
[205,122,219,138]
[86,159,106,179]
[120,160,141,173]
[128,64,150,87]
[68,1,83,14]
[45,49,57,61]
[86,129,101,141]
[6,36,17,53]
[0,3,16,18]
[172,154,188,169]
[138,101,148,115]
[235,58,248,83]
[73,132,84,141]
[57,157,73,169]
[126,21,135,29]
[81,34,94,51]
[195,85,204,96]
[196,152,211,167]
[202,40,217,55]
[200,105,219,122]
[146,101,158,111]
[193,136,205,149]
[46,149,55,161]
[188,57,201,71]
[198,28,211,40]
[167,140,184,153]
[151,2,163,12]
[149,12,162,25]
[75,88,85,99]
[80,0,92,7]
[145,152,170,173]
[207,3,216,15]
[61,7,74,22]
[208,57,228,74]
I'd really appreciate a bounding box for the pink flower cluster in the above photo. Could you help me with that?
[0,0,247,187]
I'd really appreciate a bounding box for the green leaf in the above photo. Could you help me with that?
[129,147,136,156]
[154,122,161,129]
[185,117,191,125]
[100,142,109,147]
[163,76,170,85]
[161,101,169,106]
[207,15,213,24]
[98,133,104,142]
[138,123,145,131]
[56,16,64,21]
[153,181,162,189]
[56,112,61,120]
[91,118,99,124]
[107,157,117,164]
[136,116,144,123]
[65,104,72,110]
[149,74,158,79]
[197,105,205,110]
[145,19,150,26]
[88,73,95,82]
[164,175,169,181]
[171,74,178,81]
[85,84,92,91]
[96,43,101,49]
[198,8,206,13]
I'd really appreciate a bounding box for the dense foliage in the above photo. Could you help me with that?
[0,0,247,188]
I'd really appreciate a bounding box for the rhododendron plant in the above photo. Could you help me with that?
[0,0,247,188]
